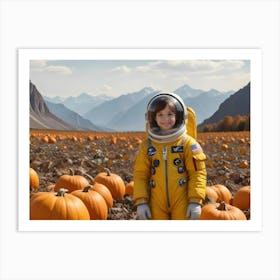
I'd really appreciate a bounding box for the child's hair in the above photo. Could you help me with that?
[149,96,177,128]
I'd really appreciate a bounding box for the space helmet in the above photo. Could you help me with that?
[146,92,187,143]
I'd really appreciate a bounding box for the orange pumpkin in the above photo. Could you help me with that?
[200,201,247,220]
[30,188,90,220]
[206,161,215,168]
[41,135,49,143]
[206,184,232,204]
[94,168,125,200]
[71,186,108,220]
[205,186,219,203]
[232,186,250,210]
[54,170,89,193]
[221,144,228,151]
[91,182,113,208]
[125,181,134,196]
[30,168,40,191]
[48,136,57,144]
[239,160,249,168]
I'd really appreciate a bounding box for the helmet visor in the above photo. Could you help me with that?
[147,93,186,137]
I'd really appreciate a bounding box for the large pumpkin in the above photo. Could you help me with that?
[30,168,40,191]
[200,201,247,220]
[71,186,108,220]
[232,186,250,210]
[82,173,114,209]
[30,188,90,220]
[91,182,113,208]
[205,186,219,203]
[94,168,125,200]
[54,170,89,193]
[206,184,232,204]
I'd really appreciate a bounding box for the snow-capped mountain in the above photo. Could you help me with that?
[44,92,113,116]
[83,87,157,127]
[44,95,65,104]
[174,84,205,98]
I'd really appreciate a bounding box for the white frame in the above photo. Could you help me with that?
[18,48,262,232]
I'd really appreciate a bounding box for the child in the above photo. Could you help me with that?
[133,92,207,220]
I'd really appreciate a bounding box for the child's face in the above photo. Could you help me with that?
[155,105,176,131]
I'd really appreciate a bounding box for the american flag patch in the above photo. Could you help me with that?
[191,143,202,154]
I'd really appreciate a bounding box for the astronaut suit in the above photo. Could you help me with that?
[133,92,207,220]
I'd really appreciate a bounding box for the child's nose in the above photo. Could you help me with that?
[163,115,171,120]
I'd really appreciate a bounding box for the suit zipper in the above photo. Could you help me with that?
[163,146,170,208]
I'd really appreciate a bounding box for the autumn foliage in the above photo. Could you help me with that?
[200,114,250,132]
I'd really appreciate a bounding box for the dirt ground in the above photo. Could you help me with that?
[30,130,250,220]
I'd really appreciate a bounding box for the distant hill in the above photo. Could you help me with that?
[66,93,113,116]
[198,82,250,129]
[45,101,108,131]
[107,91,159,131]
[30,81,83,130]
[84,87,157,127]
[182,89,233,125]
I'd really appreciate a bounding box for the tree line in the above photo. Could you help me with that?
[199,114,250,132]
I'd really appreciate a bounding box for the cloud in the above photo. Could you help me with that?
[30,60,72,75]
[110,65,131,73]
[123,60,249,92]
[136,60,246,74]
[100,84,112,91]
[30,60,48,68]
[45,65,72,75]
[103,60,248,93]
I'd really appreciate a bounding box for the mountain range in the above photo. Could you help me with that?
[51,85,232,131]
[30,80,249,132]
[44,93,113,116]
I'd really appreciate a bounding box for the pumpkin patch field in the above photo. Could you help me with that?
[29,130,250,220]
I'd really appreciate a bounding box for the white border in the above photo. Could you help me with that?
[19,48,262,232]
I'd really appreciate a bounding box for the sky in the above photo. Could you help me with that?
[30,59,250,98]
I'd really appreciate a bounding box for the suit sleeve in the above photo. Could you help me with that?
[133,140,151,205]
[184,138,207,205]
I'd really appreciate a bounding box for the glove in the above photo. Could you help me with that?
[186,203,201,220]
[137,203,152,220]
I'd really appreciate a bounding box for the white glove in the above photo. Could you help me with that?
[186,203,201,220]
[137,204,152,220]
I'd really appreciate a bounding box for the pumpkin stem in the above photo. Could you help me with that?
[217,201,227,211]
[69,168,75,176]
[104,168,111,176]
[56,188,69,197]
[83,173,94,184]
[82,185,92,192]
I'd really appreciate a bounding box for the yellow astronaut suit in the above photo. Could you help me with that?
[133,92,207,220]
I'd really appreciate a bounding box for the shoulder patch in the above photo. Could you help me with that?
[191,143,203,154]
